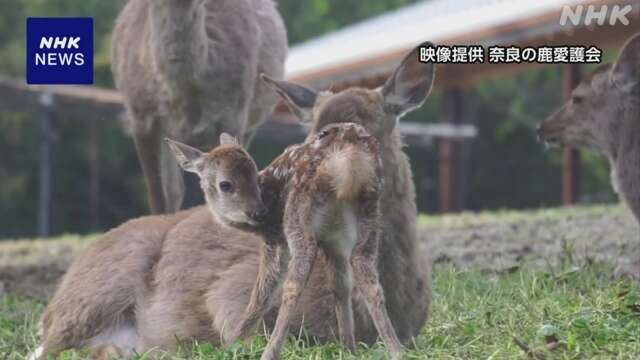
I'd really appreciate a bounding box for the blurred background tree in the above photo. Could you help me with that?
[0,0,614,238]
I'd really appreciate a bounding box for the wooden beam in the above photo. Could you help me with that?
[562,64,581,205]
[439,140,452,213]
[439,88,464,213]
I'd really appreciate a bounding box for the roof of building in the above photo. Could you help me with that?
[285,0,640,88]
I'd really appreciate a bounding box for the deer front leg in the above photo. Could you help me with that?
[325,254,356,353]
[224,243,288,344]
[132,119,165,214]
[261,232,317,360]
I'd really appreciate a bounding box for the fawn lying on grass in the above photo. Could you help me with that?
[168,123,403,360]
[31,133,266,360]
[537,32,640,279]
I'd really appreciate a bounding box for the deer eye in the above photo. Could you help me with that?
[572,96,584,105]
[218,181,233,193]
[318,130,330,139]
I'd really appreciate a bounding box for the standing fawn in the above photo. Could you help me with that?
[169,123,403,360]
[32,134,266,359]
[258,45,436,344]
[537,32,640,279]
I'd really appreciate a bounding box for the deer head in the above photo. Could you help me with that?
[261,42,436,142]
[166,134,267,226]
[537,33,640,153]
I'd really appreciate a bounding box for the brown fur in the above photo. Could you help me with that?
[259,44,436,343]
[203,123,402,359]
[37,209,196,358]
[320,145,377,201]
[34,45,436,358]
[538,32,640,278]
[111,0,287,214]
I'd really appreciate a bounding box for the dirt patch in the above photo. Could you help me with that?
[0,263,67,299]
[0,235,90,301]
[419,204,640,271]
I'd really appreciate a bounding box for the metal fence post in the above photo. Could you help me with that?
[38,92,54,238]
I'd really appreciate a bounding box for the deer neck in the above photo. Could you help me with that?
[375,128,419,265]
[602,103,640,164]
[148,0,209,80]
[604,104,640,215]
[379,130,415,198]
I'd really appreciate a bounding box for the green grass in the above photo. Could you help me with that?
[2,261,640,359]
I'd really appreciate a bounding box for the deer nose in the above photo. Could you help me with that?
[251,206,268,222]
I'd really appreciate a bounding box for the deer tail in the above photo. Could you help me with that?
[322,145,377,201]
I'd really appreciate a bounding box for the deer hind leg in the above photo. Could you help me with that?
[352,196,402,359]
[352,253,402,359]
[325,254,356,352]
[261,232,317,360]
[132,116,165,214]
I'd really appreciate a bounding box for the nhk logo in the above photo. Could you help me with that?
[27,18,93,84]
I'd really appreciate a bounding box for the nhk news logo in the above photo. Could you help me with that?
[26,17,93,84]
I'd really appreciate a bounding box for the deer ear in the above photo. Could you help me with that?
[165,138,205,174]
[261,73,317,123]
[611,33,640,91]
[382,42,436,117]
[219,133,239,146]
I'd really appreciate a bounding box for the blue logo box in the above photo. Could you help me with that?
[26,17,93,84]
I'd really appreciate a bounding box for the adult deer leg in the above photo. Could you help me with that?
[132,121,165,214]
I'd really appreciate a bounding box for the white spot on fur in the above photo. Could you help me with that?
[27,345,43,360]
[87,323,138,357]
[610,164,621,195]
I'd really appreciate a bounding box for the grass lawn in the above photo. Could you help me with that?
[1,204,639,359]
[2,260,640,359]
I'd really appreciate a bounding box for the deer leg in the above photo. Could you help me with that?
[261,234,317,360]
[132,122,165,214]
[325,254,356,352]
[352,194,402,359]
[219,107,248,146]
[159,140,186,213]
[224,243,288,344]
[352,253,402,359]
